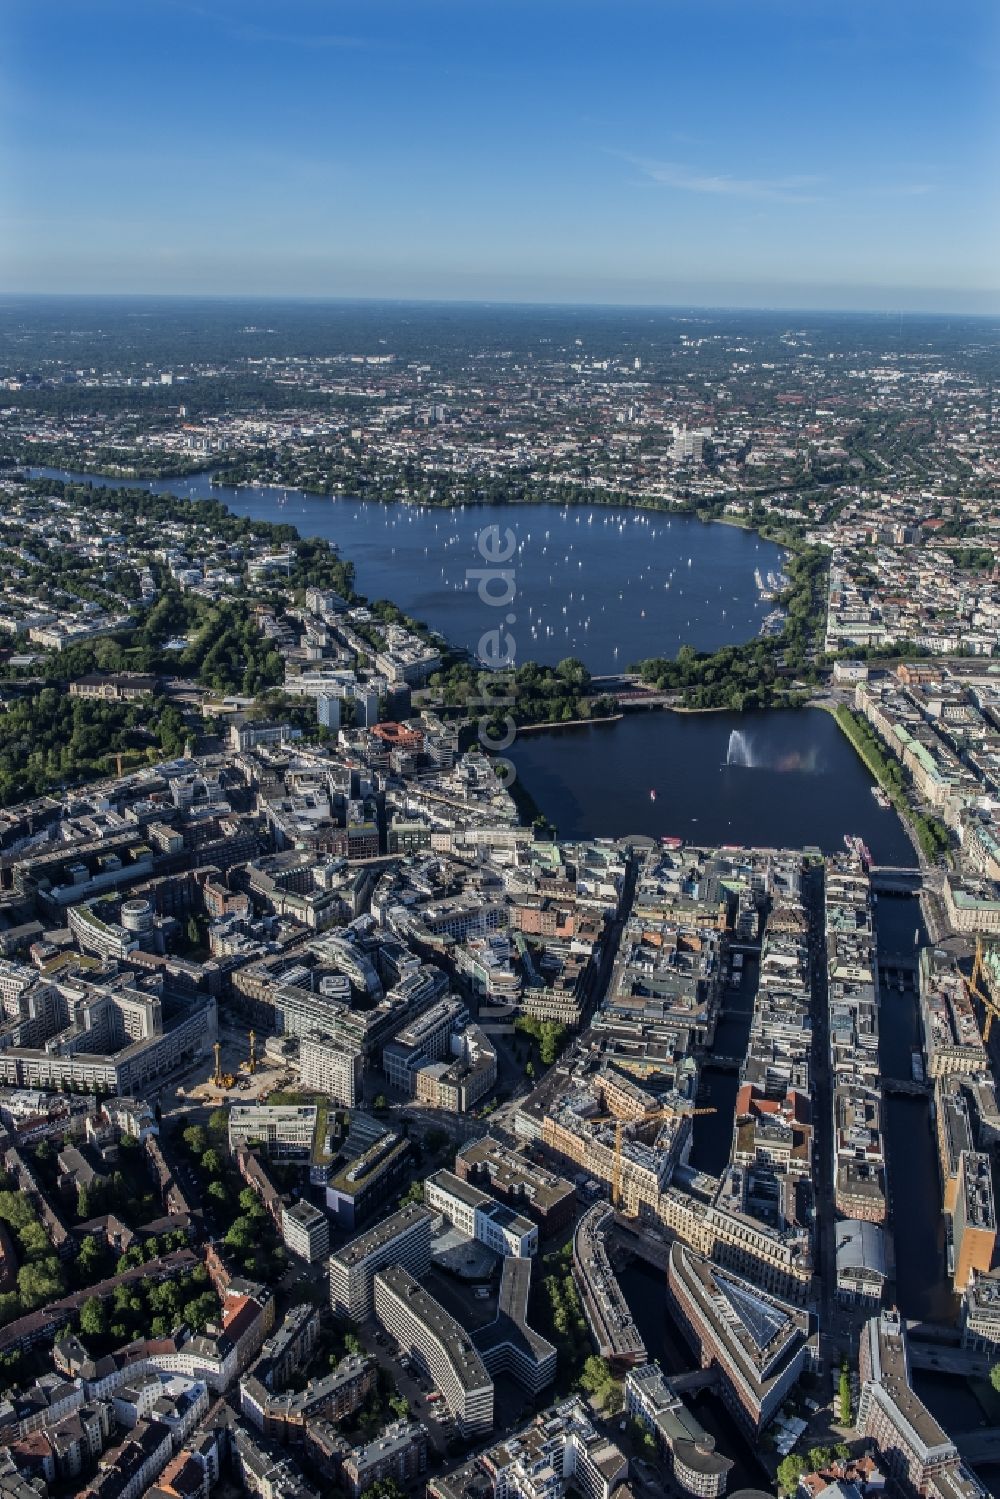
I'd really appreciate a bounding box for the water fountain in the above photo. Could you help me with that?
[726,729,755,768]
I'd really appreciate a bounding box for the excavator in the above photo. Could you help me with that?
[237,1031,258,1088]
[212,1042,236,1091]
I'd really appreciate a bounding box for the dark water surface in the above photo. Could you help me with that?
[512,708,914,862]
[875,895,957,1327]
[618,1261,770,1492]
[27,466,784,673]
[690,953,759,1176]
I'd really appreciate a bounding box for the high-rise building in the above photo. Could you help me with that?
[299,1034,363,1107]
[316,694,342,731]
[373,1264,493,1436]
[281,1201,330,1264]
[329,1203,432,1322]
[355,689,380,728]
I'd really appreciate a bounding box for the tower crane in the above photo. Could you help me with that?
[248,1030,257,1076]
[966,935,1000,1043]
[591,1104,717,1213]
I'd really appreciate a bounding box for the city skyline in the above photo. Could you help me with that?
[1,7,1000,1495]
[2,0,999,312]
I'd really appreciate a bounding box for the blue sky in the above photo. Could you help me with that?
[2,0,998,310]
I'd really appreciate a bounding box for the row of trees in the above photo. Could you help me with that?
[0,1185,66,1326]
[833,706,950,861]
[533,1243,591,1390]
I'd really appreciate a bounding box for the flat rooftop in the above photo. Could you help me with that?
[330,1202,431,1269]
[374,1263,491,1393]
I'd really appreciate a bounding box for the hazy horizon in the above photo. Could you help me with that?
[1,290,998,320]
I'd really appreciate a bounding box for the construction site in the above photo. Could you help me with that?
[180,1017,295,1105]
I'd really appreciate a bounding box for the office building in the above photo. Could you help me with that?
[454,1138,576,1236]
[472,1257,556,1396]
[328,1202,432,1322]
[668,1243,814,1434]
[373,1264,494,1436]
[425,1170,538,1259]
[626,1362,733,1498]
[281,1201,330,1264]
[953,1151,997,1291]
[325,1130,411,1229]
[572,1205,647,1367]
[835,1219,888,1307]
[228,1106,318,1160]
[858,1310,965,1495]
[961,1270,1000,1353]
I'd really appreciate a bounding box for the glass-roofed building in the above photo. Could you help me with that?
[667,1241,818,1433]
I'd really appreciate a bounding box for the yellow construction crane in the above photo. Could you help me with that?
[966,936,1000,1043]
[592,1105,717,1213]
[248,1030,257,1076]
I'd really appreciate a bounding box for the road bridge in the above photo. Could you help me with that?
[878,950,919,973]
[954,1429,1000,1465]
[610,1218,672,1273]
[702,1055,743,1073]
[619,692,681,710]
[907,1344,994,1379]
[870,866,924,894]
[883,1077,932,1098]
[669,1368,719,1394]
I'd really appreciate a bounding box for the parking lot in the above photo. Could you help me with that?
[353,1322,456,1453]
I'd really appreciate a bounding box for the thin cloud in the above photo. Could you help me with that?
[880,183,934,197]
[229,24,367,49]
[164,4,367,49]
[620,153,825,204]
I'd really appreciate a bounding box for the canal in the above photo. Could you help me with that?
[618,1260,771,1492]
[691,953,759,1178]
[874,893,957,1325]
[911,1371,1000,1495]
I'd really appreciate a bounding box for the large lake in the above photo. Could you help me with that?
[28,466,784,674]
[510,708,915,862]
